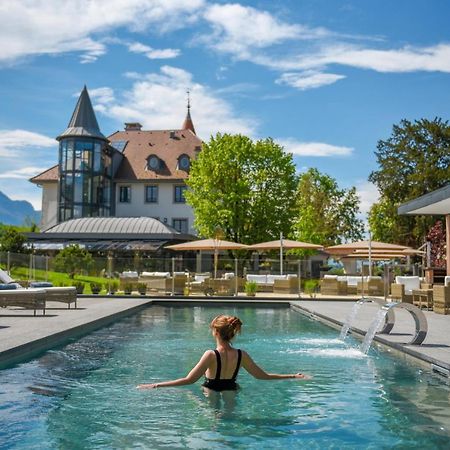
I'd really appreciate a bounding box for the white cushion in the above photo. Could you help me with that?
[395,276,420,294]
[0,268,14,284]
[337,276,347,282]
[267,275,286,284]
[223,273,235,280]
[122,271,138,277]
[346,276,361,286]
[445,276,450,287]
[324,274,338,279]
[194,275,209,282]
[286,274,297,279]
[246,274,267,284]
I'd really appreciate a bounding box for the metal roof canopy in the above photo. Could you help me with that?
[398,184,450,215]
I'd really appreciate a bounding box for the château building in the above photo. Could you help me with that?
[31,86,201,237]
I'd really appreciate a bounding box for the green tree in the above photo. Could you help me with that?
[52,244,94,278]
[0,227,27,253]
[185,134,297,243]
[292,168,364,247]
[368,118,450,246]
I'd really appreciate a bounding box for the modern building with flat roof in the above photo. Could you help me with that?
[398,184,450,275]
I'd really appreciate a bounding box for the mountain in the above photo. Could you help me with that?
[0,190,41,226]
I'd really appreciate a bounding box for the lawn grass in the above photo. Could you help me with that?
[10,267,118,295]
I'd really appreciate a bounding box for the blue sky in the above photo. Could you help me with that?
[0,0,449,221]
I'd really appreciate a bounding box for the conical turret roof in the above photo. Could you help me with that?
[182,95,196,134]
[57,86,106,141]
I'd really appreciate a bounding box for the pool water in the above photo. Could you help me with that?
[1,305,450,449]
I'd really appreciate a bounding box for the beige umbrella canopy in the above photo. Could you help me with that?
[325,240,410,256]
[165,238,249,278]
[166,238,249,251]
[249,239,323,251]
[249,239,323,275]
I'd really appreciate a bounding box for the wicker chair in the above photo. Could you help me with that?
[320,277,347,295]
[433,285,450,315]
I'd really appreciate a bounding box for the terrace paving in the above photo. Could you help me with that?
[1,295,450,375]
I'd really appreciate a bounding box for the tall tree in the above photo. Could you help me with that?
[369,118,450,246]
[185,134,297,243]
[292,168,364,246]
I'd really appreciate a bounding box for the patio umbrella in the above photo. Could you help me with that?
[249,237,323,275]
[327,240,416,277]
[165,238,249,277]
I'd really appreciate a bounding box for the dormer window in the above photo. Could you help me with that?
[178,154,190,171]
[147,155,160,171]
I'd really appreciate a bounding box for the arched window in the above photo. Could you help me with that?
[178,154,190,171]
[147,155,160,171]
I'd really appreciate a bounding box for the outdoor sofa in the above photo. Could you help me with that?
[246,274,298,293]
[390,276,431,304]
[138,272,187,294]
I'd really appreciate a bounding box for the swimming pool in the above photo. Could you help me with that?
[1,305,450,449]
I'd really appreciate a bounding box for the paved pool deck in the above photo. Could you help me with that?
[1,295,450,375]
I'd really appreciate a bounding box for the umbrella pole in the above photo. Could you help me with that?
[368,231,372,277]
[297,259,301,298]
[234,257,238,296]
[280,232,284,275]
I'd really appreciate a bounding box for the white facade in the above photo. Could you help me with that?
[40,183,58,231]
[115,182,195,234]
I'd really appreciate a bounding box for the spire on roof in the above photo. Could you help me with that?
[57,85,107,141]
[182,89,196,134]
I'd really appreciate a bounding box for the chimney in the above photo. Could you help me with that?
[125,122,142,131]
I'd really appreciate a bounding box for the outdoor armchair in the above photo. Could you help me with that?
[433,285,450,315]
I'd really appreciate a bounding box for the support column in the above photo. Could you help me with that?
[446,214,450,276]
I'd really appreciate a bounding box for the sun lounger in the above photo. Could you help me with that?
[0,289,46,316]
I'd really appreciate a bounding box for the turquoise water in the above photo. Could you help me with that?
[1,305,450,449]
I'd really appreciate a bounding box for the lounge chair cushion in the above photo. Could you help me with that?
[122,271,139,277]
[445,276,450,287]
[0,283,18,290]
[223,272,235,280]
[395,276,420,295]
[29,281,54,288]
[324,274,338,279]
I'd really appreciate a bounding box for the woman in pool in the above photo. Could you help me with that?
[137,314,310,391]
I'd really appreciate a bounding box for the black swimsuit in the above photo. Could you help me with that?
[202,349,242,392]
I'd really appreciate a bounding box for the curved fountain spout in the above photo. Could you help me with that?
[380,302,428,345]
[361,302,428,354]
[340,297,395,340]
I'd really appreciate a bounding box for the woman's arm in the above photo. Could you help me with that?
[137,350,213,389]
[241,351,310,380]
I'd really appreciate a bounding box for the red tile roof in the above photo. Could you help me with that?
[111,128,202,181]
[29,128,202,183]
[30,165,59,183]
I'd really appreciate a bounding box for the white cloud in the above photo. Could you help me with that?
[128,41,180,59]
[355,181,380,216]
[201,3,324,58]
[279,138,353,157]
[276,71,346,90]
[0,0,204,64]
[94,66,257,137]
[0,167,49,179]
[0,130,55,157]
[289,43,450,73]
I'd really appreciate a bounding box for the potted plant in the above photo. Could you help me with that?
[245,281,258,297]
[304,279,319,298]
[90,282,102,295]
[123,283,133,295]
[108,280,119,295]
[137,282,147,295]
[72,281,85,294]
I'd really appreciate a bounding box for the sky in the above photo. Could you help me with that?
[0,0,449,223]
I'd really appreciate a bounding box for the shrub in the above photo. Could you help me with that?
[304,279,319,297]
[72,281,85,294]
[245,281,258,296]
[123,283,133,294]
[108,280,119,294]
[90,282,102,294]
